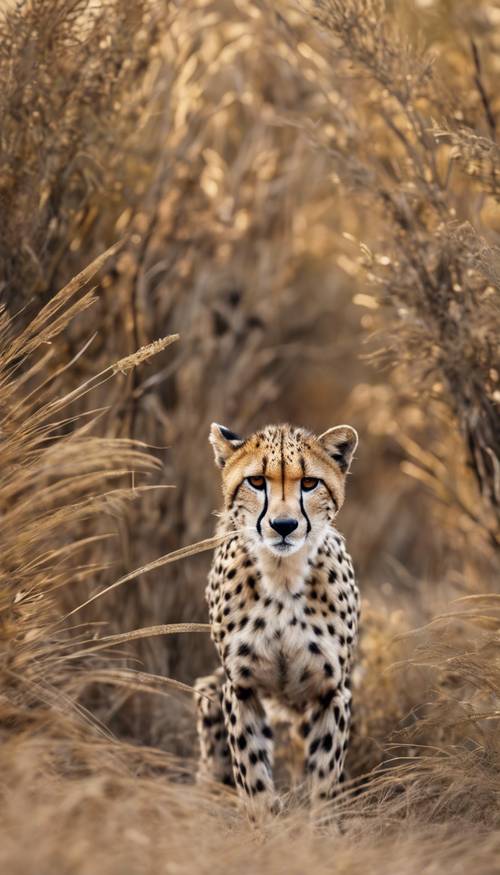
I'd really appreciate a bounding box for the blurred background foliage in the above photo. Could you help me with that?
[0,1,499,865]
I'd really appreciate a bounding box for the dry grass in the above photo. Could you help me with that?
[0,0,499,871]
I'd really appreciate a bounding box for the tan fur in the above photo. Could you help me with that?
[195,423,359,817]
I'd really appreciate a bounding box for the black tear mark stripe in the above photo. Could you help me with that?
[256,482,268,537]
[280,429,285,501]
[298,453,312,533]
[300,490,311,534]
[256,455,268,537]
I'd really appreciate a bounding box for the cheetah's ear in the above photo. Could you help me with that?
[317,425,358,474]
[209,423,245,469]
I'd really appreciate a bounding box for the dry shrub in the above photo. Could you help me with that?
[0,245,187,738]
[343,595,500,831]
[0,0,171,309]
[287,0,500,526]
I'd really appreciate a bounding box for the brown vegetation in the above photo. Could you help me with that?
[0,0,499,871]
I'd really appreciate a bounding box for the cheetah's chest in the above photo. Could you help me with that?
[221,581,357,709]
[207,534,359,709]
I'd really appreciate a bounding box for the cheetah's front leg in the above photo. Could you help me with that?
[301,685,352,810]
[222,679,277,818]
[194,668,234,787]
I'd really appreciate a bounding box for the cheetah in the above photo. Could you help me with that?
[194,422,359,817]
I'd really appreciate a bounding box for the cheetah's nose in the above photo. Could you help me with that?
[270,517,298,538]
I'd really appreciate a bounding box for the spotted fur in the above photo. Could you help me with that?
[194,422,359,816]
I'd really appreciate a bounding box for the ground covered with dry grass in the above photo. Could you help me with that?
[0,0,499,872]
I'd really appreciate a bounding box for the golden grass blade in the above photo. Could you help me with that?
[77,668,197,699]
[64,623,210,659]
[64,533,231,619]
[43,334,180,415]
[112,335,180,375]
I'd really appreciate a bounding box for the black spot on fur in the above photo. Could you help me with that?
[320,689,335,708]
[322,733,333,752]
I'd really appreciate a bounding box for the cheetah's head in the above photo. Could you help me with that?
[210,422,358,558]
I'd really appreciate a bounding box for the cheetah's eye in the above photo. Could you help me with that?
[301,477,319,492]
[247,475,266,490]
